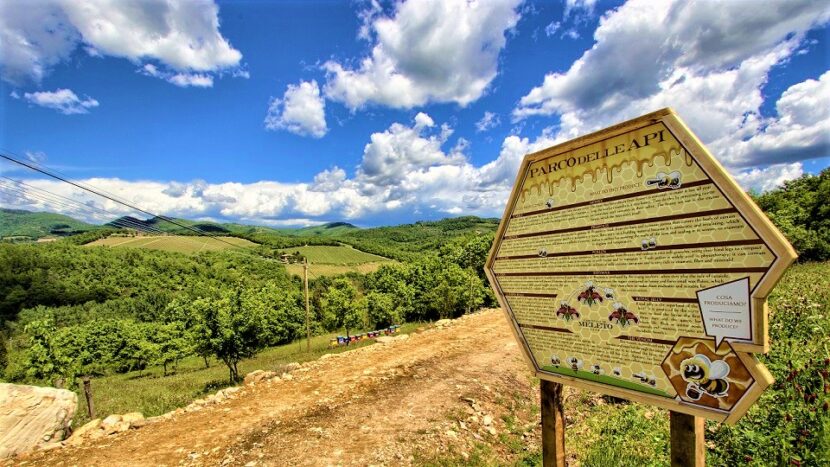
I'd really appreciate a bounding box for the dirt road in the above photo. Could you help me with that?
[15,309,541,466]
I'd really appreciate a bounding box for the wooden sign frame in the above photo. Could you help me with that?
[485,108,796,424]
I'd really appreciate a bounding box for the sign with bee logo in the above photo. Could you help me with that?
[485,108,796,423]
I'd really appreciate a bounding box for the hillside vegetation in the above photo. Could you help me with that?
[0,208,97,239]
[86,235,258,253]
[752,167,829,261]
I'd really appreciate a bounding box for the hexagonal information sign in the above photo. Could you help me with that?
[485,108,796,423]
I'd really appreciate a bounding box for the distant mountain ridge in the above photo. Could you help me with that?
[2,209,361,239]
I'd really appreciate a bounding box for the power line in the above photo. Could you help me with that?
[0,151,244,249]
[0,179,168,234]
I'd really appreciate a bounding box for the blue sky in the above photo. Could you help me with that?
[1,0,828,227]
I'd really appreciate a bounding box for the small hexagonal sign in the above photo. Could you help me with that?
[485,108,796,423]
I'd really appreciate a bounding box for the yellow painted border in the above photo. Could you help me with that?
[485,108,795,424]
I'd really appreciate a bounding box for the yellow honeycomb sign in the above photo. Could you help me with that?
[485,108,796,423]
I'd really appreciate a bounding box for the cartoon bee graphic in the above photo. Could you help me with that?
[633,372,657,386]
[545,198,555,209]
[538,249,548,258]
[612,367,622,377]
[603,288,615,300]
[550,355,561,367]
[566,357,583,372]
[680,354,730,400]
[590,364,603,375]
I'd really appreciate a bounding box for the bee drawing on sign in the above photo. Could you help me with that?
[680,355,730,401]
[604,288,615,300]
[590,364,603,375]
[566,357,583,372]
[633,373,657,387]
[538,249,548,258]
[645,171,682,189]
[609,302,639,327]
[550,355,561,367]
[641,237,657,250]
[556,300,580,321]
[612,367,622,377]
[545,197,555,209]
[577,281,603,306]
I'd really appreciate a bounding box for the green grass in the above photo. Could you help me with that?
[283,245,391,265]
[85,235,258,253]
[71,322,422,425]
[285,261,390,277]
[540,366,672,398]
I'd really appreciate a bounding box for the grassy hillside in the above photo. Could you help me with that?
[336,216,500,261]
[280,245,392,277]
[284,245,388,264]
[86,235,258,253]
[273,222,359,237]
[0,208,98,239]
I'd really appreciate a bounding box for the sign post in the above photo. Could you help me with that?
[485,109,796,464]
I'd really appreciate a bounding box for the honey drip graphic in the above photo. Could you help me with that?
[521,147,691,200]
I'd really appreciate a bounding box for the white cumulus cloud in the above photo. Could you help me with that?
[512,0,830,173]
[264,80,328,138]
[0,0,243,86]
[323,0,522,110]
[21,88,99,114]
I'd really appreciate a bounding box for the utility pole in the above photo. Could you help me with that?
[304,258,310,352]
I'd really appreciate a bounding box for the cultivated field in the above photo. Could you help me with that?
[282,245,392,277]
[285,261,389,277]
[86,235,257,253]
[284,245,390,264]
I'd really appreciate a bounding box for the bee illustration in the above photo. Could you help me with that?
[538,249,548,258]
[590,364,603,375]
[680,354,730,400]
[566,357,583,372]
[550,355,561,367]
[545,198,555,209]
[633,372,657,386]
[604,288,615,299]
[645,171,682,189]
[612,367,622,377]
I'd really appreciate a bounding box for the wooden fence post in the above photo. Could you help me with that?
[541,379,566,467]
[82,376,95,419]
[670,411,704,467]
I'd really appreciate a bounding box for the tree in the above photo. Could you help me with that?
[147,321,190,375]
[187,287,269,383]
[321,278,366,337]
[250,282,305,346]
[366,291,399,328]
[22,318,72,387]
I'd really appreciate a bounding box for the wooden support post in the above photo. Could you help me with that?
[82,376,95,419]
[541,380,566,467]
[304,258,311,352]
[670,411,705,467]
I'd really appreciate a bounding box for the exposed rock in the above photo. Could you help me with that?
[483,415,493,426]
[376,336,396,344]
[281,373,294,381]
[319,353,335,360]
[121,412,144,425]
[247,371,276,385]
[283,362,301,372]
[69,418,101,441]
[244,370,265,385]
[0,383,77,459]
[435,319,452,327]
[101,414,122,428]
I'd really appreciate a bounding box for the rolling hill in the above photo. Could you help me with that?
[0,208,98,239]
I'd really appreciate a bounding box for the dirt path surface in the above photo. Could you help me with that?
[14,309,542,466]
